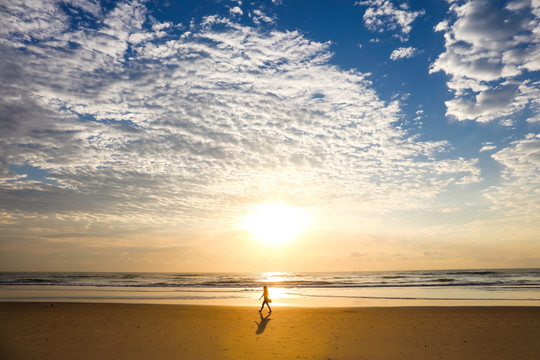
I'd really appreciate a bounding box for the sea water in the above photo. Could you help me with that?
[0,269,539,306]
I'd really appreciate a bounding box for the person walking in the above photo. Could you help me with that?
[258,285,272,313]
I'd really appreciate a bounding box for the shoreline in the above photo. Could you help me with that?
[2,284,539,307]
[1,302,539,359]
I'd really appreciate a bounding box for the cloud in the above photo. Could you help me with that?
[484,133,540,220]
[430,0,540,122]
[0,0,481,238]
[479,143,497,152]
[356,0,425,41]
[229,6,243,17]
[250,9,275,24]
[390,46,420,60]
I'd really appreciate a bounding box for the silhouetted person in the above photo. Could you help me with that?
[258,285,272,313]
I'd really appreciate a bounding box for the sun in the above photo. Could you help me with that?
[242,203,311,246]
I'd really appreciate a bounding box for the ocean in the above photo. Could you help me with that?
[1,269,539,307]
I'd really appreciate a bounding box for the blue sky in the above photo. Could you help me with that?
[0,0,539,271]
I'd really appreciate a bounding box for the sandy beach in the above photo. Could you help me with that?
[0,303,539,359]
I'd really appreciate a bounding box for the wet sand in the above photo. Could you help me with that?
[1,303,539,359]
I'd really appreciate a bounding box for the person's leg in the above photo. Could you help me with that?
[268,302,272,312]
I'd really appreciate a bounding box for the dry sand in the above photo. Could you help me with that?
[1,303,539,359]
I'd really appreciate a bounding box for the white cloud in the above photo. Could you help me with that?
[250,9,275,24]
[479,143,497,152]
[152,22,173,31]
[229,6,243,17]
[356,0,425,41]
[0,0,481,235]
[434,20,449,32]
[0,0,69,44]
[390,46,420,60]
[430,0,540,122]
[500,118,515,127]
[484,133,540,220]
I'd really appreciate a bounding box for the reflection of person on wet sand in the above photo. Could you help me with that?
[255,312,271,334]
[258,285,272,313]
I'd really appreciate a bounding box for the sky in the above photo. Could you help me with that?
[0,0,539,272]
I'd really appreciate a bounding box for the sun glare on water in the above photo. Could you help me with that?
[242,203,311,246]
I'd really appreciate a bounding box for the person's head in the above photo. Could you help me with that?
[263,285,267,290]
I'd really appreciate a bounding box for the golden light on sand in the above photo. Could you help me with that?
[242,203,311,246]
